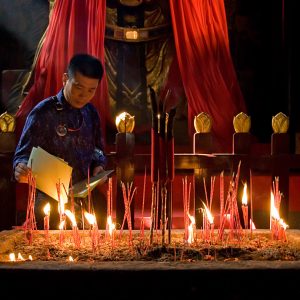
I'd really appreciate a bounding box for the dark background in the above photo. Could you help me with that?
[1,0,299,149]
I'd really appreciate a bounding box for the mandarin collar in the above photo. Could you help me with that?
[56,89,82,111]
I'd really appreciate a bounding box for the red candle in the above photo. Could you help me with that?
[43,203,50,243]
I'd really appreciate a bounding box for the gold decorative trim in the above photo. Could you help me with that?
[105,24,171,42]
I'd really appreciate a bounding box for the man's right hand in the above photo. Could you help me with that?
[15,163,30,183]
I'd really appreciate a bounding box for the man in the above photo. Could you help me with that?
[13,53,107,228]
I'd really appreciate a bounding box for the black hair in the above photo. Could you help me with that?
[67,53,103,80]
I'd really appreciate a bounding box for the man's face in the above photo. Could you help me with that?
[63,71,99,109]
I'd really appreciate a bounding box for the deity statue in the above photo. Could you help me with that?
[105,0,176,144]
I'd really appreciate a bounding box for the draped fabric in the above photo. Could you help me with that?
[169,0,247,152]
[15,0,246,154]
[15,0,108,145]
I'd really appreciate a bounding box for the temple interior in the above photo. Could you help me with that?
[2,1,300,299]
[1,0,300,232]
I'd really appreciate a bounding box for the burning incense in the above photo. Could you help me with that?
[58,218,65,246]
[250,169,253,238]
[22,169,37,245]
[120,181,136,245]
[140,166,147,239]
[182,176,191,242]
[106,177,113,239]
[149,182,157,244]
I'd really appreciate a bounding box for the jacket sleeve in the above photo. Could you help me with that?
[91,107,107,168]
[13,110,41,170]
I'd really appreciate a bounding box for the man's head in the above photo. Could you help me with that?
[63,54,104,109]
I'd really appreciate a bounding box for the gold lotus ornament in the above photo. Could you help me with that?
[115,112,135,133]
[194,112,212,133]
[233,112,251,133]
[272,112,289,133]
[0,112,16,132]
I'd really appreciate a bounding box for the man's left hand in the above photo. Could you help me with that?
[92,165,104,176]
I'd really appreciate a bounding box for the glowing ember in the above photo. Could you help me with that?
[9,253,16,262]
[17,253,25,261]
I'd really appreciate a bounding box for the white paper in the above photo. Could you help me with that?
[27,146,72,203]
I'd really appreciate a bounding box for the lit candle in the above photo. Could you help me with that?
[84,211,98,251]
[65,209,81,248]
[107,215,116,248]
[270,191,280,239]
[43,203,50,243]
[202,202,214,242]
[58,219,65,246]
[58,201,65,246]
[187,214,195,244]
[241,183,248,230]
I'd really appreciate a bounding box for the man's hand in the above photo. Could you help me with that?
[15,163,30,183]
[92,165,104,176]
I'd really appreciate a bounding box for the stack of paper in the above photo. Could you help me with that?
[27,147,72,204]
[72,169,114,198]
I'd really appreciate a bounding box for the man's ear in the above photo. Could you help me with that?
[62,73,68,86]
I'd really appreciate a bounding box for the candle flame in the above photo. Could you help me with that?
[68,256,74,262]
[9,253,16,262]
[242,183,248,206]
[107,215,115,236]
[28,255,33,261]
[59,220,65,230]
[250,219,256,230]
[17,253,25,261]
[202,202,214,224]
[279,218,289,230]
[84,211,96,225]
[187,223,194,244]
[270,192,280,220]
[43,202,50,215]
[65,209,77,227]
[188,213,195,225]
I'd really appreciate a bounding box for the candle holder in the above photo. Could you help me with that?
[232,112,252,154]
[115,116,135,229]
[271,112,290,155]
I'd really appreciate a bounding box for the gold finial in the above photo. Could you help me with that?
[0,112,16,133]
[272,112,289,133]
[194,112,212,133]
[233,112,251,133]
[115,112,135,133]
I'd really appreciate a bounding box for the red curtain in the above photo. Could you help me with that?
[15,0,108,145]
[169,0,247,152]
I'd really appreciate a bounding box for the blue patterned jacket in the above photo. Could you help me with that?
[13,89,107,184]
